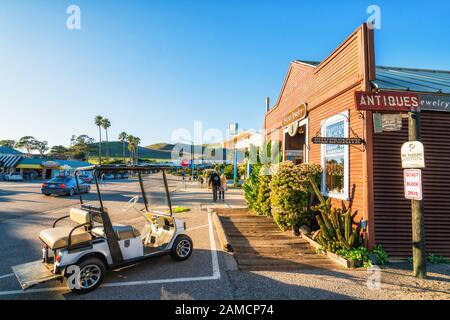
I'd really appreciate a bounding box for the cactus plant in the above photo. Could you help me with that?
[308,175,363,253]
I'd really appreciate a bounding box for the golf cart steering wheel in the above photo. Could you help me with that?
[122,196,139,213]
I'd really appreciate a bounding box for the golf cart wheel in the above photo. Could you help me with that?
[67,257,106,294]
[68,188,75,196]
[171,235,193,261]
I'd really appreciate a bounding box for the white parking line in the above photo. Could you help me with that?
[0,212,220,296]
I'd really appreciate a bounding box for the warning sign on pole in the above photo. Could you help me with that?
[404,169,422,200]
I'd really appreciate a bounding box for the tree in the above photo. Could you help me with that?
[134,136,141,163]
[0,140,16,148]
[35,140,49,157]
[127,135,136,164]
[118,131,128,164]
[101,118,111,160]
[69,134,94,160]
[50,145,69,157]
[95,116,103,164]
[15,136,38,156]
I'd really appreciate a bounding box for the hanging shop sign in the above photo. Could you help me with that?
[401,141,425,168]
[381,113,403,131]
[373,113,383,133]
[282,103,307,127]
[311,137,364,145]
[404,169,422,200]
[355,91,420,112]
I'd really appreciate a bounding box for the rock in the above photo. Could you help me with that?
[299,225,311,235]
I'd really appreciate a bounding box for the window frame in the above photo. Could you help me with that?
[320,111,350,201]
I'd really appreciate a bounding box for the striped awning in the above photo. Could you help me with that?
[0,155,22,168]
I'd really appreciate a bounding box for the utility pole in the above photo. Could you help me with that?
[408,111,427,279]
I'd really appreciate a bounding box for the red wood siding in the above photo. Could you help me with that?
[373,112,450,257]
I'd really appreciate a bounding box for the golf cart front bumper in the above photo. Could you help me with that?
[11,260,63,290]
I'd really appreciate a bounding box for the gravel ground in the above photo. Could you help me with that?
[223,262,450,300]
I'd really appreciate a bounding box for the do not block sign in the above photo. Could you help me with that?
[404,169,422,200]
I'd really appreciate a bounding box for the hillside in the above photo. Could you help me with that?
[88,141,227,160]
[88,141,172,159]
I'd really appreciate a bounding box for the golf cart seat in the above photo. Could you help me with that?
[39,208,93,250]
[91,224,140,240]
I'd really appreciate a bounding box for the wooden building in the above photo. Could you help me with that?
[264,23,450,257]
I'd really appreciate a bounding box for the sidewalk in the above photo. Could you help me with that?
[171,181,247,211]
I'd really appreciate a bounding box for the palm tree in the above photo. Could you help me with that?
[118,131,128,164]
[127,135,136,164]
[101,118,111,161]
[94,116,103,164]
[134,137,141,164]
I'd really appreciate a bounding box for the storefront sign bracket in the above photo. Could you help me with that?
[312,112,366,152]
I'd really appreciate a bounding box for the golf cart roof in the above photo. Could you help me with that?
[75,164,173,172]
[73,164,174,216]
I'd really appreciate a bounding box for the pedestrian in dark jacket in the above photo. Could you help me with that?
[208,170,221,202]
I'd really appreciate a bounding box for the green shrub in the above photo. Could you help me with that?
[254,168,272,216]
[242,164,261,210]
[337,245,389,268]
[270,161,322,231]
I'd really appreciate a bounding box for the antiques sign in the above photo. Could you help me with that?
[311,137,363,145]
[356,91,450,112]
[355,91,419,112]
[282,103,307,127]
[401,141,425,168]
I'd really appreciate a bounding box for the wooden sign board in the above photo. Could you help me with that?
[311,137,363,145]
[282,104,307,127]
[355,91,420,112]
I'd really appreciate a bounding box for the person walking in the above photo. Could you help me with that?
[219,173,227,201]
[208,169,221,202]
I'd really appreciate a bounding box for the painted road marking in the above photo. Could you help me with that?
[0,213,220,296]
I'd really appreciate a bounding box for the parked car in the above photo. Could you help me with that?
[78,174,93,184]
[102,173,115,180]
[41,176,90,196]
[5,172,23,181]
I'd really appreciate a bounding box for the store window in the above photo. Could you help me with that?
[321,112,349,200]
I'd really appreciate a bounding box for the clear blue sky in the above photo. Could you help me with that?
[1,0,449,148]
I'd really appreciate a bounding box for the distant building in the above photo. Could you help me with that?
[222,130,262,164]
[0,147,23,174]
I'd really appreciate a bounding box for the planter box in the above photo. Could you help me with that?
[301,234,359,269]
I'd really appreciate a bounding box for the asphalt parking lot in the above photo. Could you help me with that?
[0,177,449,300]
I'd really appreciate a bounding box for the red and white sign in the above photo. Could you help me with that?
[404,169,422,200]
[355,91,420,112]
[181,159,189,168]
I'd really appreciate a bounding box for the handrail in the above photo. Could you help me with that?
[52,215,70,228]
[67,222,92,250]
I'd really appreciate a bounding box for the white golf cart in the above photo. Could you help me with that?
[12,165,193,293]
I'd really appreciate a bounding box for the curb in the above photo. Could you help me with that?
[208,207,233,253]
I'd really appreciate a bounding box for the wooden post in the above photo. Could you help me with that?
[408,111,427,279]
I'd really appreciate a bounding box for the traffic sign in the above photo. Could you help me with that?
[404,169,422,200]
[401,141,425,168]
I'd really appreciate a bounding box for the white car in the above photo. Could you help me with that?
[5,172,23,181]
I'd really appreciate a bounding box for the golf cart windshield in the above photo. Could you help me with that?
[73,165,175,223]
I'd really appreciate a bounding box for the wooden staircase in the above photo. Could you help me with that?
[215,208,341,271]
